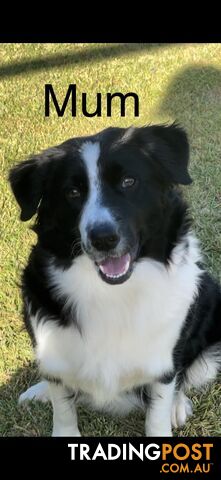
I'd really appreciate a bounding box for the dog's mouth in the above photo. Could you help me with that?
[96,253,133,285]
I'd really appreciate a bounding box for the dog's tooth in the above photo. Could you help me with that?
[99,258,131,280]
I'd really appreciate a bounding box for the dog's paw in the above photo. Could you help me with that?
[171,391,193,429]
[52,427,81,437]
[18,381,50,405]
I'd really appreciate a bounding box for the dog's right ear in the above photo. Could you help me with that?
[9,148,63,221]
[9,156,47,221]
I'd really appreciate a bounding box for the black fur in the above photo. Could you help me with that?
[9,124,221,394]
[175,272,221,387]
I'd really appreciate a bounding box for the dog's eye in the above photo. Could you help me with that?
[66,188,81,199]
[121,177,136,188]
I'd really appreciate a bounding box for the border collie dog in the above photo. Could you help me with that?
[9,124,221,436]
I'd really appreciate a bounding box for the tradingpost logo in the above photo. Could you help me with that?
[68,441,214,473]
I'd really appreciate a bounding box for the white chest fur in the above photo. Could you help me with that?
[31,235,201,406]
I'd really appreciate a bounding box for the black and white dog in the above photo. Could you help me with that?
[9,124,221,436]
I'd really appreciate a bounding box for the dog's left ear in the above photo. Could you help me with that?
[138,123,192,186]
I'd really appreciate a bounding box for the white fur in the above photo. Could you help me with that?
[145,380,176,436]
[184,343,221,390]
[19,380,143,416]
[18,381,49,404]
[49,382,81,437]
[79,141,115,245]
[30,233,201,415]
[171,391,193,429]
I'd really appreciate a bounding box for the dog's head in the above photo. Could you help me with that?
[9,124,191,284]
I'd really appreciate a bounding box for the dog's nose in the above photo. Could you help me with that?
[89,224,120,251]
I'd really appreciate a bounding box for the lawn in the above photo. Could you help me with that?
[0,43,221,436]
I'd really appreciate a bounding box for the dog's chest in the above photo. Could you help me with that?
[35,308,174,402]
[33,252,199,403]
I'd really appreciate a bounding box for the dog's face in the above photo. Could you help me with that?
[9,124,191,285]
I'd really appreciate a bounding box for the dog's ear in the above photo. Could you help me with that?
[9,156,47,221]
[137,123,192,186]
[9,148,63,221]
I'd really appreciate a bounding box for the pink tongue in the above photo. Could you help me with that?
[99,253,130,276]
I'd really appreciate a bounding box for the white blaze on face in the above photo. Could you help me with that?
[79,141,115,246]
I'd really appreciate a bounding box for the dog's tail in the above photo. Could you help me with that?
[181,342,221,391]
[18,380,50,404]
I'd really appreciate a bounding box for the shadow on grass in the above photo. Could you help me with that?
[0,362,144,437]
[157,64,221,272]
[0,362,52,437]
[157,65,221,151]
[0,43,170,79]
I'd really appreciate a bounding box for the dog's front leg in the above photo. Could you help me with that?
[145,379,175,437]
[49,382,81,437]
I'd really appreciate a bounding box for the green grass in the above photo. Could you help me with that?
[0,43,221,436]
